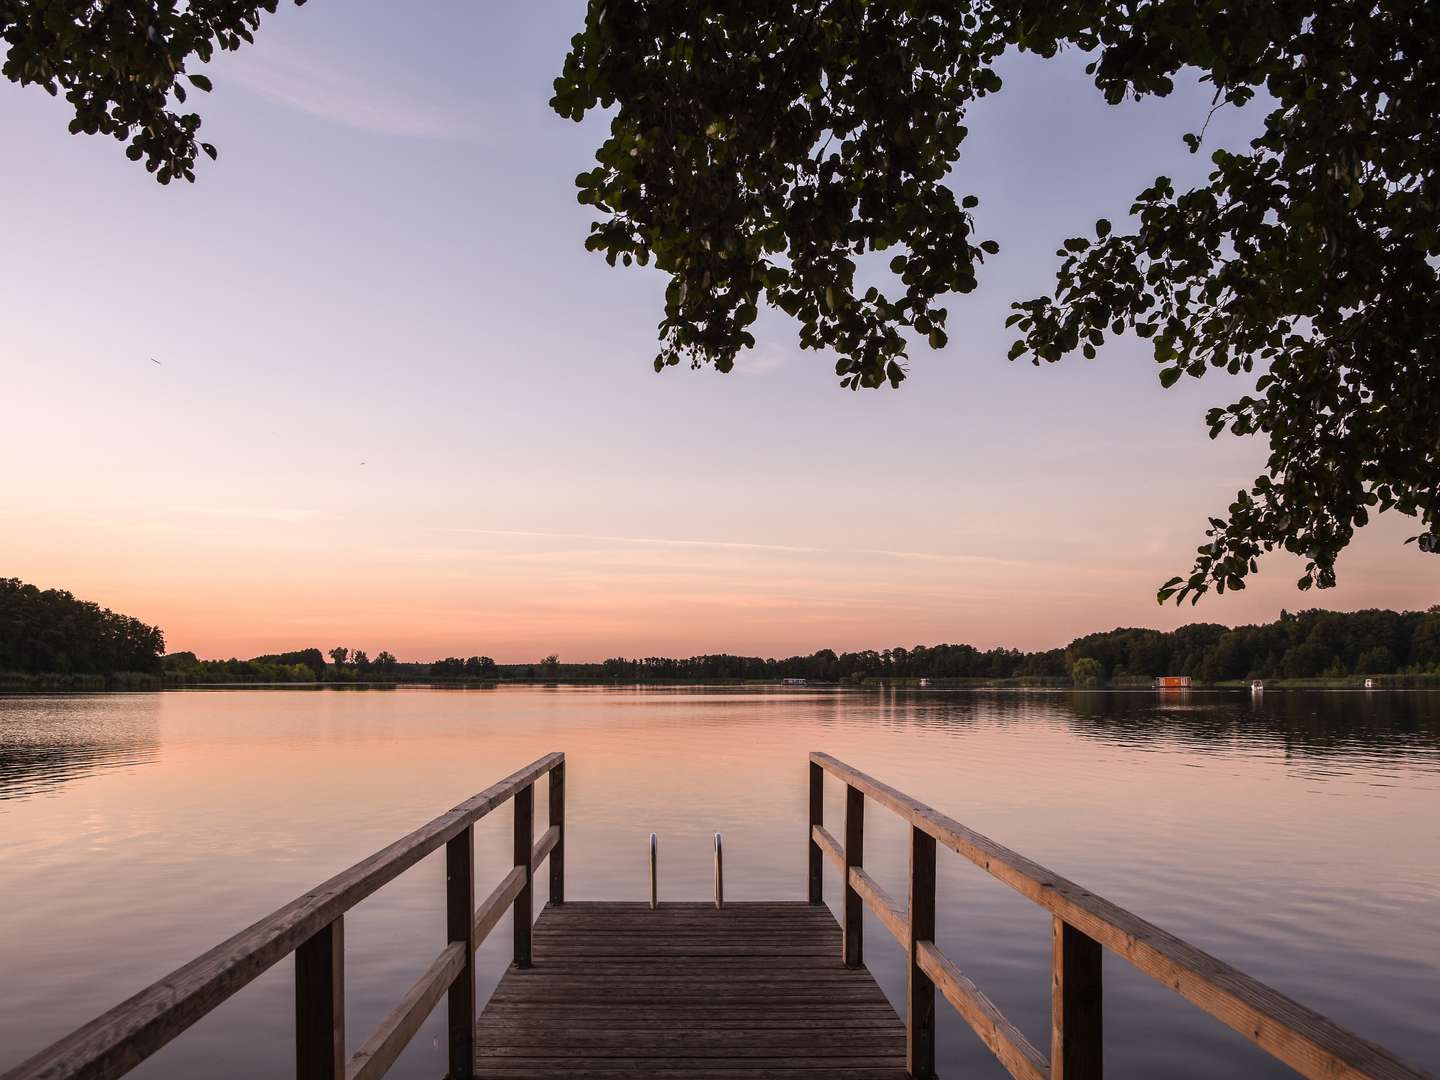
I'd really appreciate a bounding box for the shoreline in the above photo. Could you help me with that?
[4,675,1439,693]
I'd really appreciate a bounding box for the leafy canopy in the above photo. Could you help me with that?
[550,0,1440,602]
[5,0,1437,602]
[1,0,303,183]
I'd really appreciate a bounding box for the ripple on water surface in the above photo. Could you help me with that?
[0,686,1436,1078]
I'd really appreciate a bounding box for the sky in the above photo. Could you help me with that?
[1,3,1435,663]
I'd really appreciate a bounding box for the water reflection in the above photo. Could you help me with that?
[0,695,160,800]
[0,687,1435,1079]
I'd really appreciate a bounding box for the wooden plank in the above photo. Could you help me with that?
[541,901,821,911]
[808,760,824,904]
[715,832,724,910]
[347,942,464,1080]
[843,784,864,967]
[471,1055,904,1069]
[809,752,1432,1080]
[0,752,563,1080]
[473,1069,909,1080]
[530,825,560,874]
[483,990,887,1008]
[917,941,1046,1080]
[475,1015,904,1030]
[478,1004,903,1019]
[295,917,344,1080]
[513,783,534,968]
[1052,917,1103,1080]
[476,903,905,1077]
[907,826,936,1079]
[475,1035,905,1057]
[548,761,565,905]
[848,867,908,950]
[487,973,878,988]
[447,825,475,1080]
[812,825,843,872]
[474,867,526,946]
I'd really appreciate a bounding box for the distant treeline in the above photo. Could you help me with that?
[162,649,325,684]
[0,578,165,676]
[598,607,1440,684]
[5,574,1439,687]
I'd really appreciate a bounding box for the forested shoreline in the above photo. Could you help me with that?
[597,605,1440,685]
[4,577,1439,687]
[0,579,165,678]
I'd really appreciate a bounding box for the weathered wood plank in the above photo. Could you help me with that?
[348,942,464,1080]
[513,783,534,968]
[907,826,936,1079]
[808,760,824,904]
[548,761,565,905]
[471,1056,907,1070]
[917,941,1047,1080]
[848,867,908,951]
[1052,917,1103,1080]
[534,907,833,915]
[812,824,844,873]
[295,917,344,1080]
[810,752,1433,1080]
[531,824,560,874]
[472,1077,904,1080]
[475,1016,904,1030]
[476,902,904,1077]
[843,784,864,968]
[476,1037,906,1058]
[446,825,475,1080]
[474,866,527,946]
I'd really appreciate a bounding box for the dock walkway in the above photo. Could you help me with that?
[476,902,905,1079]
[2,750,1432,1080]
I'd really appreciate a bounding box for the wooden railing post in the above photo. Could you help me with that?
[1052,916,1103,1080]
[808,761,823,904]
[549,762,565,905]
[907,826,937,1079]
[514,783,534,968]
[295,916,344,1080]
[446,824,475,1080]
[843,784,864,967]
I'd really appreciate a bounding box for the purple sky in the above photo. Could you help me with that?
[2,3,1435,661]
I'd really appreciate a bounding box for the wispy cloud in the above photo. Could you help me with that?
[447,528,825,555]
[443,526,1055,571]
[733,342,788,377]
[862,548,1040,569]
[221,42,470,138]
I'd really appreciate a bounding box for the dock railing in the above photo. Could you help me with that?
[808,751,1430,1080]
[2,752,565,1080]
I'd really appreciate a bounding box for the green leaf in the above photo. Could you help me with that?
[1159,366,1183,388]
[187,73,213,92]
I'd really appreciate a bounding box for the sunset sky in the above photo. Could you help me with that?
[3,3,1436,662]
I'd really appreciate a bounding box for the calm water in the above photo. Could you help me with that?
[1,687,1437,1078]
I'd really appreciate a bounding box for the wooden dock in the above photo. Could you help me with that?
[475,902,905,1078]
[2,750,1433,1080]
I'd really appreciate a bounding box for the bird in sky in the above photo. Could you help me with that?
[150,358,161,365]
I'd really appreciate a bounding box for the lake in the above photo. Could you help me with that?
[1,687,1436,1078]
